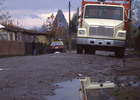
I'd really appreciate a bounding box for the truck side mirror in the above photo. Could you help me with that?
[77,7,81,19]
[127,10,131,21]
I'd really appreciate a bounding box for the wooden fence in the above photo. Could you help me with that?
[0,40,50,56]
[0,40,25,56]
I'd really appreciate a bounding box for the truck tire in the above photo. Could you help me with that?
[115,48,125,58]
[77,45,83,54]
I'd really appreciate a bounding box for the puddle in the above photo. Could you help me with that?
[46,76,140,100]
[46,79,81,100]
[116,76,140,87]
[0,68,10,71]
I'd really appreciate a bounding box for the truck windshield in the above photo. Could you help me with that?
[84,6,123,20]
[86,88,115,100]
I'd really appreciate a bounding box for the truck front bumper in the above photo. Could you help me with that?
[77,38,125,47]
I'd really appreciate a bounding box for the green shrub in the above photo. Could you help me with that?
[131,28,140,51]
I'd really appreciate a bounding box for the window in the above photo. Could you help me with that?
[10,34,13,41]
[84,6,123,20]
[86,88,114,100]
[52,42,62,46]
[15,32,18,41]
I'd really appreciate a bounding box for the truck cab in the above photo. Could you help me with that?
[79,77,116,100]
[77,0,131,58]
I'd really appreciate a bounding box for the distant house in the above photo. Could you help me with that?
[0,24,54,44]
[27,30,55,44]
[0,24,30,42]
[38,34,54,44]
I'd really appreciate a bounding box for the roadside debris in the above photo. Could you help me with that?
[0,68,3,71]
[54,51,61,54]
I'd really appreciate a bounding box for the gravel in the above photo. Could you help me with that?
[0,50,138,100]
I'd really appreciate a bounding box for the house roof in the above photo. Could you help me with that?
[1,24,50,36]
[2,24,26,32]
[25,30,49,35]
[0,24,5,28]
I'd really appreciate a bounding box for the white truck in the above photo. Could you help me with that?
[77,0,131,58]
[79,77,116,100]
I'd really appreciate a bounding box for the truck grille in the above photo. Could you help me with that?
[89,26,114,37]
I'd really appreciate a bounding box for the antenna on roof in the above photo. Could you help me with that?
[98,0,105,4]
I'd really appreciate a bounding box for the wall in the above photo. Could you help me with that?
[38,35,55,45]
[39,36,47,44]
[0,40,25,56]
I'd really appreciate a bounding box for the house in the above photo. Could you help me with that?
[26,30,54,44]
[0,24,55,55]
[0,24,30,42]
[0,24,54,44]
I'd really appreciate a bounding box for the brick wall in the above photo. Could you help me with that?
[0,40,25,56]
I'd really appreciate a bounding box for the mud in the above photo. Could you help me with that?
[0,50,140,100]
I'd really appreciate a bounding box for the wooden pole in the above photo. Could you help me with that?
[69,0,72,52]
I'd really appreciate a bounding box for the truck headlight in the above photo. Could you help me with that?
[118,33,125,37]
[79,30,85,35]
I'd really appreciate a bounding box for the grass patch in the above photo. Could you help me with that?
[132,50,140,56]
[112,89,120,96]
[0,55,16,58]
[0,55,25,58]
[114,87,140,100]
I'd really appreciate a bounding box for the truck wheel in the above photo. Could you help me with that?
[115,48,125,58]
[77,45,83,54]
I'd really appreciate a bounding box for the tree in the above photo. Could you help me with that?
[45,14,67,41]
[132,0,140,25]
[0,11,14,25]
[0,0,6,24]
[40,23,47,32]
[0,0,5,5]
[70,13,78,33]
[131,27,140,51]
[0,0,18,26]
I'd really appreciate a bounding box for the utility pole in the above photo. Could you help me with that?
[69,0,72,52]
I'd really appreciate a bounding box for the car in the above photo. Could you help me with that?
[50,41,66,53]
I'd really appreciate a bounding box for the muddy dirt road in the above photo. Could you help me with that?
[0,50,139,100]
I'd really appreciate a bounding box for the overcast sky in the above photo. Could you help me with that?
[3,0,137,29]
[3,0,81,29]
